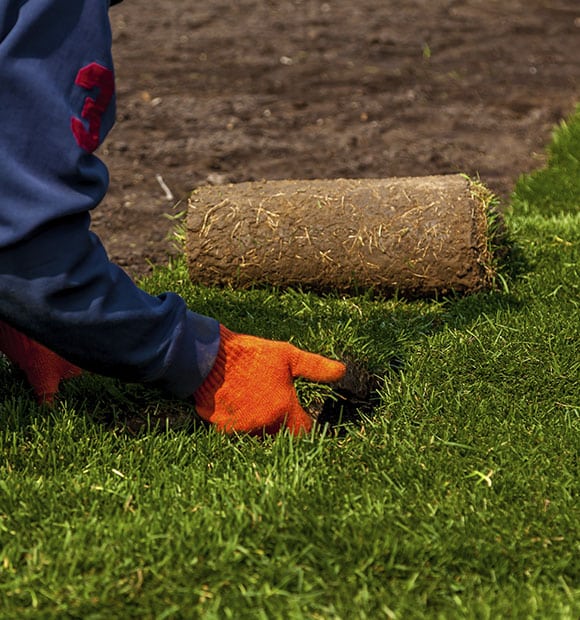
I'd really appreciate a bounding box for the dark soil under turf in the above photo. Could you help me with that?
[97,0,580,277]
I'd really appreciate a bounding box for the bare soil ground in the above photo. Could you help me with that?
[96,0,580,277]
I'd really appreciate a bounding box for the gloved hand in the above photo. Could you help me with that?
[194,325,346,435]
[0,320,82,403]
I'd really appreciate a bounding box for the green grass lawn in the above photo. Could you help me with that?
[1,108,579,618]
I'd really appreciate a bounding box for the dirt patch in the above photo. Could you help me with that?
[314,357,382,432]
[96,0,580,277]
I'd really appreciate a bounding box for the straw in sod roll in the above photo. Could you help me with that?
[186,175,499,296]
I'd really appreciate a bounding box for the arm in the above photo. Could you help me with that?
[0,0,344,434]
[0,0,219,396]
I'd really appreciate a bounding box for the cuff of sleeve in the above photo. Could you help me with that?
[194,325,238,401]
[156,311,221,399]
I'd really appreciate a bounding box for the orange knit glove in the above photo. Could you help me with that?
[194,325,346,435]
[0,320,82,404]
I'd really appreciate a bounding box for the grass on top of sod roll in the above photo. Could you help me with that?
[0,106,579,618]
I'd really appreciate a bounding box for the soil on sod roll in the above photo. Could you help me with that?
[187,175,498,296]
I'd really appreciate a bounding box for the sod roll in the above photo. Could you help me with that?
[186,175,497,295]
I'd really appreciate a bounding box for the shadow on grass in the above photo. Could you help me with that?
[0,228,531,440]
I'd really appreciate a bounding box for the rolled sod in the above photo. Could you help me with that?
[186,175,498,296]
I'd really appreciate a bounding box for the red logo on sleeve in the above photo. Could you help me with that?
[71,62,115,153]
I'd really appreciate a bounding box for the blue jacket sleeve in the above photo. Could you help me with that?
[0,0,219,397]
